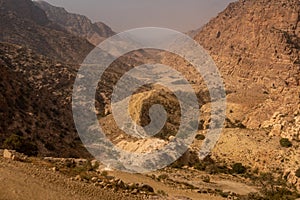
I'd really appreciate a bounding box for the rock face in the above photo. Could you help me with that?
[0,0,93,64]
[34,1,115,46]
[196,0,299,64]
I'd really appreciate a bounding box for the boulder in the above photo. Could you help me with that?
[3,149,14,159]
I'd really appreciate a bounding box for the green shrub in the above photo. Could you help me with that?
[195,134,205,140]
[232,163,246,174]
[280,138,292,148]
[2,134,38,156]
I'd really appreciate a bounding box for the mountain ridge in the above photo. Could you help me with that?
[0,0,94,64]
[34,0,115,46]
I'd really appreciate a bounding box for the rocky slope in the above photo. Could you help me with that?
[0,0,133,157]
[162,0,300,191]
[195,0,300,131]
[0,38,154,158]
[34,1,115,46]
[0,40,140,157]
[0,0,93,64]
[0,42,91,157]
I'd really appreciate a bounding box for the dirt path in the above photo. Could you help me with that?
[0,154,257,200]
[0,157,144,200]
[110,171,224,200]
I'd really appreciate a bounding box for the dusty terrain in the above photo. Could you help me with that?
[0,149,262,200]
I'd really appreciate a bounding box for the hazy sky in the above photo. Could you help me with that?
[43,0,235,32]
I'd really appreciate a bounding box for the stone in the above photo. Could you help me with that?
[3,149,14,159]
[2,149,24,161]
[91,177,98,182]
[51,167,57,172]
[75,175,82,181]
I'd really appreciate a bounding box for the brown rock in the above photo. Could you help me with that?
[3,149,14,159]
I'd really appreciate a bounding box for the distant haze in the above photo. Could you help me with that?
[41,0,235,32]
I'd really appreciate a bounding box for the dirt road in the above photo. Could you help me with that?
[0,157,144,200]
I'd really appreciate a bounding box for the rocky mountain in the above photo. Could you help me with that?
[194,0,300,135]
[0,0,93,64]
[34,0,115,46]
[163,0,300,191]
